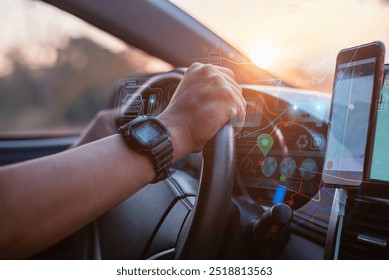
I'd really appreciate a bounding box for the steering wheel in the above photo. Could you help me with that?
[174,124,235,259]
[120,71,235,259]
[31,71,236,260]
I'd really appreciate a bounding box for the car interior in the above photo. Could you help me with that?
[1,0,389,260]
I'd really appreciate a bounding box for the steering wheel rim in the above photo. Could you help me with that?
[174,124,235,259]
[119,71,236,259]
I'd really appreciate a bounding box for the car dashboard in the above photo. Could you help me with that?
[112,69,389,260]
[234,85,335,253]
[112,71,339,258]
[234,85,329,210]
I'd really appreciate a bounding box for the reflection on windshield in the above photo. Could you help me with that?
[171,0,389,93]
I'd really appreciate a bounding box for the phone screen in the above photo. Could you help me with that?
[370,73,389,181]
[323,57,376,185]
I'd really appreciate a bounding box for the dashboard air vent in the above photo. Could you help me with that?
[338,194,389,259]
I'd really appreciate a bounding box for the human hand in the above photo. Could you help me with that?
[158,63,246,160]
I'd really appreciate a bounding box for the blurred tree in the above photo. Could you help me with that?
[0,37,170,133]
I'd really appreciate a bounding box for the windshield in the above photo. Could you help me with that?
[170,0,389,93]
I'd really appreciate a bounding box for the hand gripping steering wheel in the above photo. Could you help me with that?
[120,71,235,259]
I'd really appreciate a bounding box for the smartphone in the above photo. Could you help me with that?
[322,41,385,187]
[369,65,389,182]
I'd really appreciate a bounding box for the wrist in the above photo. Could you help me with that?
[157,113,192,162]
[118,116,174,183]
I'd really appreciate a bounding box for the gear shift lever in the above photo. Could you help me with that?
[251,204,293,259]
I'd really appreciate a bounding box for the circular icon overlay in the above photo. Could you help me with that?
[296,134,308,149]
[299,158,318,181]
[261,156,277,177]
[279,157,296,179]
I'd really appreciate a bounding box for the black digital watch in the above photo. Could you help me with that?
[118,116,174,183]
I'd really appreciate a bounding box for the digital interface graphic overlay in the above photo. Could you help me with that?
[235,89,328,210]
[257,133,273,157]
[127,0,389,227]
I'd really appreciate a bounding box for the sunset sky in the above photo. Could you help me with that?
[1,0,389,92]
[0,0,127,75]
[172,0,389,91]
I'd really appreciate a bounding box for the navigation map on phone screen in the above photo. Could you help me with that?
[370,73,389,181]
[324,58,376,184]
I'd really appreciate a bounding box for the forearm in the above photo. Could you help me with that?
[0,134,156,259]
[0,63,245,259]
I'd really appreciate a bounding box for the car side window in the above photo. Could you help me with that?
[0,0,172,136]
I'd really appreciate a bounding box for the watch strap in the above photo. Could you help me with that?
[118,116,174,183]
[150,137,174,183]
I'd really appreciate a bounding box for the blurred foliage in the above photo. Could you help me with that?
[0,37,169,134]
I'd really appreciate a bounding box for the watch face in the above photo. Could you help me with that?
[134,121,163,146]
